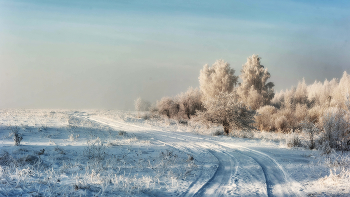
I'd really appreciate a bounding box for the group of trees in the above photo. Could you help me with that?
[156,87,203,120]
[137,55,274,135]
[135,55,350,151]
[196,58,263,134]
[258,72,350,151]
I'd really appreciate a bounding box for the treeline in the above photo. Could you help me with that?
[135,55,350,151]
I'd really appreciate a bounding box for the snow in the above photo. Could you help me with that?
[0,109,349,196]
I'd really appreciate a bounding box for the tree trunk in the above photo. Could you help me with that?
[166,110,170,118]
[223,120,230,135]
[186,111,190,119]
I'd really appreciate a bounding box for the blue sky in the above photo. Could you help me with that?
[0,0,349,109]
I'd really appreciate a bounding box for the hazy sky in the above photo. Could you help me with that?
[1,0,349,109]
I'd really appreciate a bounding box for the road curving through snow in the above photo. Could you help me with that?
[84,115,305,197]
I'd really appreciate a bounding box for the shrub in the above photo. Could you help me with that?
[11,126,23,146]
[287,134,302,147]
[275,115,288,132]
[255,105,277,131]
[176,87,203,119]
[301,119,319,149]
[295,103,308,123]
[320,108,350,151]
[308,105,325,124]
[84,138,107,161]
[212,129,224,136]
[156,97,180,118]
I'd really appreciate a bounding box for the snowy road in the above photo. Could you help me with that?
[86,115,305,197]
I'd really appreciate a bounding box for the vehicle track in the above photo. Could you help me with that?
[87,116,257,196]
[149,129,305,196]
[86,116,221,196]
[85,116,304,197]
[193,150,236,197]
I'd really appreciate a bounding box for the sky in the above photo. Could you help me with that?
[0,0,349,109]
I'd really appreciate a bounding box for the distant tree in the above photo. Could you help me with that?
[332,71,350,108]
[195,92,256,135]
[134,97,151,112]
[199,59,238,101]
[294,78,308,105]
[282,87,296,110]
[237,55,274,107]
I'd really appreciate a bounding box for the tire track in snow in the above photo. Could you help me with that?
[90,117,240,197]
[156,130,305,197]
[193,150,237,197]
[85,116,304,197]
[85,116,221,197]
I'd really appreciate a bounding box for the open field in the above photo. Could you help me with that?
[1,109,349,196]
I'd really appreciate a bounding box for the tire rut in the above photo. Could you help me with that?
[85,116,304,197]
[86,116,221,197]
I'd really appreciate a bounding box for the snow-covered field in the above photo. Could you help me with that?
[1,109,349,196]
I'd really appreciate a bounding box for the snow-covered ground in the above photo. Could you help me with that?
[0,109,349,196]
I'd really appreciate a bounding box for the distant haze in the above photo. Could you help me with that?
[1,0,349,109]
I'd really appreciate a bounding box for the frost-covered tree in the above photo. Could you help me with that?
[238,55,274,107]
[331,71,350,108]
[195,92,256,135]
[321,108,350,151]
[294,78,308,105]
[308,78,338,108]
[156,97,180,118]
[177,87,203,119]
[255,105,277,131]
[134,97,151,111]
[246,86,264,110]
[282,87,296,109]
[199,60,238,100]
[301,118,319,149]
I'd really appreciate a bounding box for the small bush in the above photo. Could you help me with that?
[308,105,324,124]
[320,108,350,151]
[0,151,16,166]
[255,105,277,131]
[178,119,188,125]
[140,113,151,120]
[84,139,106,161]
[275,115,289,132]
[287,134,302,147]
[11,126,23,146]
[157,97,180,118]
[18,155,39,165]
[212,129,224,136]
[187,154,194,162]
[301,119,319,149]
